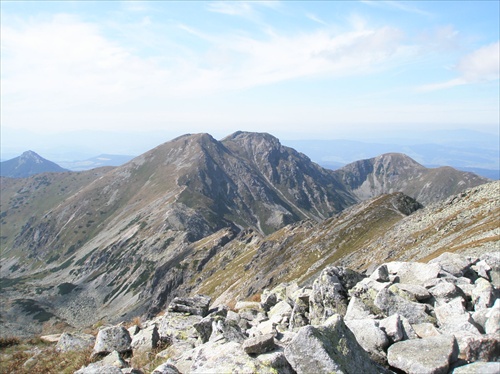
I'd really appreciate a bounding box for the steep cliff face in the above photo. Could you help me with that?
[335,153,489,204]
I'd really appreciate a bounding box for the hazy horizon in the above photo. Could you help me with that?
[1,1,499,161]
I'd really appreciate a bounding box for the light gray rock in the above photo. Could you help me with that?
[485,304,500,335]
[99,350,129,369]
[242,333,276,355]
[56,332,95,352]
[151,362,181,374]
[386,261,441,285]
[268,300,293,324]
[413,323,441,338]
[289,293,310,330]
[480,252,500,287]
[309,266,365,325]
[344,295,377,320]
[374,287,434,324]
[167,295,211,317]
[158,313,201,344]
[345,318,389,365]
[452,361,500,374]
[429,252,473,277]
[209,317,247,343]
[379,314,404,343]
[390,283,431,301]
[472,277,495,310]
[428,281,465,306]
[93,326,132,356]
[74,363,123,374]
[387,335,459,374]
[284,314,387,374]
[131,324,160,352]
[369,264,390,283]
[453,331,500,362]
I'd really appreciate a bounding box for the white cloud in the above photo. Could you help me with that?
[417,41,499,92]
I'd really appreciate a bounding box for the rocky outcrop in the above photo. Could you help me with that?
[69,251,498,374]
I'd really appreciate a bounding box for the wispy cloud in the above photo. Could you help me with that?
[361,0,433,17]
[418,41,500,92]
[306,13,327,26]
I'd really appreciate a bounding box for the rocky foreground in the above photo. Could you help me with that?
[33,251,499,374]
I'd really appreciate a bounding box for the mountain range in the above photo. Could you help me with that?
[0,131,496,337]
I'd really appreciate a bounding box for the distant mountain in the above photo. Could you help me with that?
[284,137,499,180]
[58,154,135,171]
[333,153,490,205]
[0,151,68,178]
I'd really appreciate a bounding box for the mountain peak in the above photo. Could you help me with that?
[1,151,68,178]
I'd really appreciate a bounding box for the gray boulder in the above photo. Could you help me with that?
[344,318,389,365]
[74,363,123,374]
[480,252,500,287]
[289,292,310,330]
[284,314,387,374]
[471,277,495,310]
[151,362,181,374]
[453,331,500,362]
[242,333,276,355]
[374,287,434,324]
[93,326,132,356]
[387,335,459,374]
[429,252,473,277]
[56,332,95,352]
[379,314,404,343]
[452,361,500,374]
[131,324,160,352]
[428,281,465,306]
[385,261,441,285]
[167,295,211,317]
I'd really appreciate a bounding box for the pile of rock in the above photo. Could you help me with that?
[61,252,498,373]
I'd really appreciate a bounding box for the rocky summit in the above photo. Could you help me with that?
[0,132,498,373]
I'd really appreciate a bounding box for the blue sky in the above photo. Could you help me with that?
[1,1,499,159]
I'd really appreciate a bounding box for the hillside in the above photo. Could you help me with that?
[0,132,495,338]
[0,151,68,178]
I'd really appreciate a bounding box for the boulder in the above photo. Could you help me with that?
[167,295,211,317]
[209,317,247,343]
[151,362,181,374]
[131,324,160,352]
[56,332,95,352]
[268,300,293,324]
[99,350,129,369]
[284,314,387,374]
[412,323,441,338]
[385,261,441,285]
[390,283,431,302]
[242,333,276,355]
[289,292,310,330]
[369,264,390,282]
[309,267,351,324]
[379,314,404,343]
[158,313,201,345]
[74,363,124,374]
[429,252,473,277]
[374,287,434,324]
[345,318,389,364]
[387,335,459,374]
[485,305,500,334]
[453,331,500,362]
[344,295,377,320]
[480,252,500,287]
[428,281,465,306]
[471,277,495,310]
[93,326,132,356]
[452,361,500,373]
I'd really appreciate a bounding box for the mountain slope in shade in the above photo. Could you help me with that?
[0,151,68,178]
[334,153,490,205]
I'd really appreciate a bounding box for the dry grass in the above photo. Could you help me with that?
[0,340,93,374]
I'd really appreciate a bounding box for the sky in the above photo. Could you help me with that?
[1,1,499,160]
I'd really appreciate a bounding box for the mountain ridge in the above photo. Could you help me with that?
[0,150,68,178]
[0,131,495,338]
